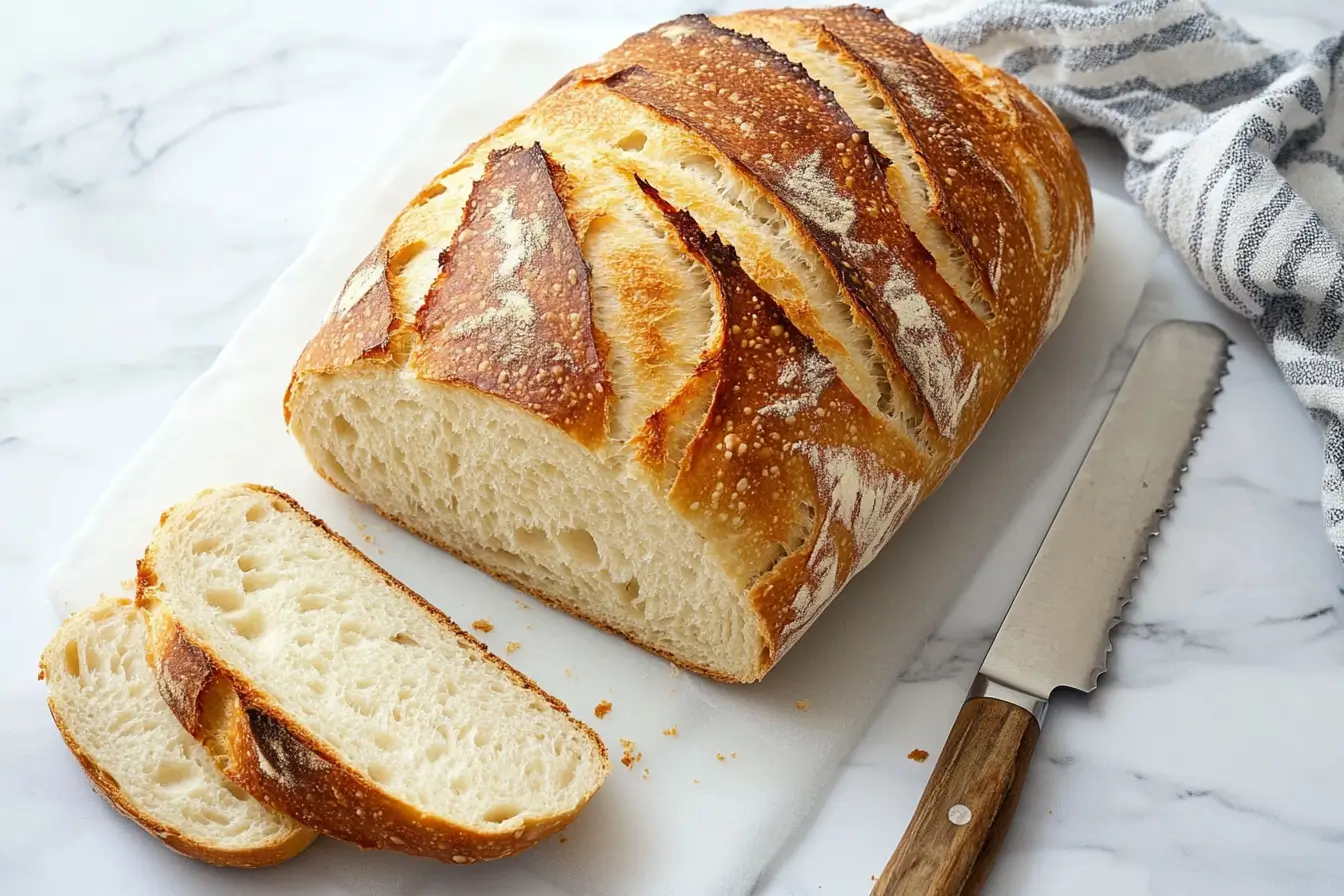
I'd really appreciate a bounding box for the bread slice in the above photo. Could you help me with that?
[136,484,608,863]
[39,596,316,867]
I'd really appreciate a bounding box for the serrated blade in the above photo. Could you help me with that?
[980,320,1230,700]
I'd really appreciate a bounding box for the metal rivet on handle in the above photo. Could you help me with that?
[948,804,972,826]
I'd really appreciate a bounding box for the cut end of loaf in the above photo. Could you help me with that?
[287,372,768,682]
[39,597,315,868]
[138,484,610,860]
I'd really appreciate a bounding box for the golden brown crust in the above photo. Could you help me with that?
[38,599,317,869]
[641,181,923,658]
[588,15,994,445]
[137,484,609,862]
[413,144,609,448]
[285,9,1094,682]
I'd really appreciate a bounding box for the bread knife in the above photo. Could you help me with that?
[872,320,1231,896]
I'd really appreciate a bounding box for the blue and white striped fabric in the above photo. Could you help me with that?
[920,0,1344,560]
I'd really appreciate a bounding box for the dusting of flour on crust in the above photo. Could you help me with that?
[447,185,552,361]
[657,23,697,44]
[882,262,980,437]
[780,150,857,238]
[758,347,835,420]
[780,444,920,649]
[329,261,382,317]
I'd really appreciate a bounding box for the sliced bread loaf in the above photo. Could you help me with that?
[39,596,316,867]
[136,484,608,863]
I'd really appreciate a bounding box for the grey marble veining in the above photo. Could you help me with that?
[4,2,1344,894]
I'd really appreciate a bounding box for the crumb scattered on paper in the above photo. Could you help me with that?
[716,752,725,762]
[620,739,641,769]
[663,726,678,737]
[515,599,531,610]
[564,668,572,676]
[506,641,521,654]
[642,768,649,780]
[471,619,494,633]
[669,663,681,677]
[730,752,737,759]
[795,700,809,711]
[908,749,929,763]
[692,778,700,785]
[559,835,568,844]
[594,700,612,719]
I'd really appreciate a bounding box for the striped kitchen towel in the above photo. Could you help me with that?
[914,0,1344,559]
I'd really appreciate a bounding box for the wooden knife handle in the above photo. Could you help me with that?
[872,697,1041,896]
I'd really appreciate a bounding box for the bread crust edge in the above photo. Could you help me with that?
[136,484,610,863]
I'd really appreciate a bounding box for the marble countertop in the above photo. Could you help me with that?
[5,1,1344,893]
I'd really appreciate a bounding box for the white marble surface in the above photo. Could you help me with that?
[3,2,1344,894]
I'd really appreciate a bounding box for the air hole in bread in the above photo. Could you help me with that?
[204,587,245,614]
[514,526,548,553]
[63,641,81,678]
[244,503,270,523]
[367,763,393,786]
[307,677,328,695]
[345,691,376,717]
[373,730,396,751]
[348,395,370,415]
[223,780,250,802]
[557,527,599,567]
[616,130,648,152]
[309,656,330,676]
[296,589,328,612]
[333,415,357,444]
[191,536,222,555]
[391,632,418,647]
[483,803,522,824]
[153,759,198,789]
[425,743,446,762]
[236,553,262,572]
[296,632,315,647]
[450,776,467,795]
[318,449,354,491]
[224,608,266,640]
[473,729,489,748]
[620,578,641,606]
[339,621,366,646]
[242,570,280,593]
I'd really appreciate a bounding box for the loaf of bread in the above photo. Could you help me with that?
[39,597,316,867]
[286,8,1093,682]
[137,485,608,862]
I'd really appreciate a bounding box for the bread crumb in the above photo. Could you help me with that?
[795,700,810,711]
[594,700,612,719]
[506,641,521,654]
[669,687,676,695]
[642,768,649,780]
[119,578,136,591]
[716,752,725,762]
[515,599,531,610]
[620,739,641,769]
[375,547,385,555]
[669,663,681,677]
[730,752,737,759]
[472,619,494,633]
[559,835,568,844]
[663,726,678,737]
[564,668,572,676]
[908,748,929,763]
[692,778,700,784]
[525,623,532,630]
